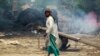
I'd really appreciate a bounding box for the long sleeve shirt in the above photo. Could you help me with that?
[46,16,61,48]
[46,16,58,38]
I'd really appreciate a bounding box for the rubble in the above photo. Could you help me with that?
[0,32,5,37]
[0,39,5,43]
[7,40,20,45]
[0,39,20,45]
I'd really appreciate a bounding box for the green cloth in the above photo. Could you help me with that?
[47,34,59,56]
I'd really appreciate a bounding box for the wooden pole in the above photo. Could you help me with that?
[38,37,40,49]
[38,26,100,49]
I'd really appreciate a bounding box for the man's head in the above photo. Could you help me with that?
[45,9,51,17]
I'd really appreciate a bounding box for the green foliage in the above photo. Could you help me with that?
[0,0,6,8]
[0,0,12,9]
[77,0,100,14]
[95,0,100,14]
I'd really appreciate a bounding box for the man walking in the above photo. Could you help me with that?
[44,9,61,56]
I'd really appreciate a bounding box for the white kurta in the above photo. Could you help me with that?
[46,16,61,48]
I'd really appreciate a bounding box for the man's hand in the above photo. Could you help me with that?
[44,33,47,37]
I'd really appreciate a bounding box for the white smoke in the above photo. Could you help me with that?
[21,3,31,10]
[25,0,99,34]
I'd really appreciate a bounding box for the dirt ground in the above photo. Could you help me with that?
[0,34,100,56]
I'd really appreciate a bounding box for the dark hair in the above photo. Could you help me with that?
[45,9,51,14]
[45,9,57,23]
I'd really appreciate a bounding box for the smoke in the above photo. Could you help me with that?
[30,0,98,34]
[0,0,99,34]
[58,9,99,34]
[28,0,99,34]
[57,9,99,34]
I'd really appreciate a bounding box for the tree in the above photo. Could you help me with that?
[77,0,100,15]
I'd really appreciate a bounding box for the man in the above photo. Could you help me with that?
[44,9,61,56]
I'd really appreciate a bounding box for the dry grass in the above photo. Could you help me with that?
[0,34,100,56]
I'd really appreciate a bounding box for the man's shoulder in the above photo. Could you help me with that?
[48,16,53,20]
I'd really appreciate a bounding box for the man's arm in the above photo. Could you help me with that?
[46,17,54,35]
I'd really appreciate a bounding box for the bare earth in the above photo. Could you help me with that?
[0,34,100,56]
